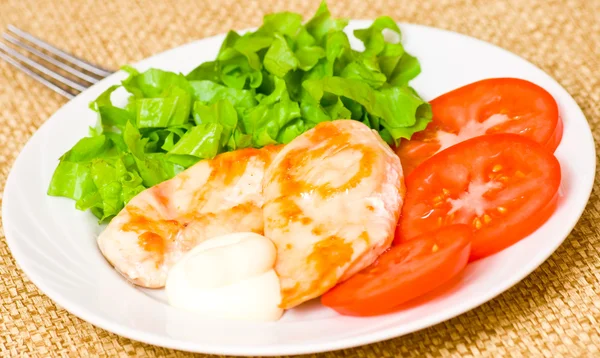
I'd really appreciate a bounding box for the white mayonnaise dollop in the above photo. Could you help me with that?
[165,232,283,321]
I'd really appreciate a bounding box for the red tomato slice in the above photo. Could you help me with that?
[321,225,471,317]
[395,78,563,175]
[396,134,561,261]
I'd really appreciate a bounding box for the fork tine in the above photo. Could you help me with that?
[3,33,101,84]
[0,50,75,99]
[7,25,113,77]
[0,43,87,92]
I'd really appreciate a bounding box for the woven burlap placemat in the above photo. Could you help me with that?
[1,0,599,356]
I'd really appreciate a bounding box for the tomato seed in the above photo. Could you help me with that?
[473,217,482,230]
[515,170,526,178]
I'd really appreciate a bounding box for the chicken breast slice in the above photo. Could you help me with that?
[263,120,404,309]
[97,145,282,288]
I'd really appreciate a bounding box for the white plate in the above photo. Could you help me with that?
[2,21,596,356]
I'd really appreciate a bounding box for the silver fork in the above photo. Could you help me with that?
[0,25,114,99]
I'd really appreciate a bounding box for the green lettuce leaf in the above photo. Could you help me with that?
[388,53,421,86]
[217,31,242,61]
[123,122,183,186]
[189,80,257,109]
[220,56,263,89]
[192,99,237,148]
[264,34,299,78]
[99,106,134,130]
[294,46,326,71]
[242,78,301,146]
[60,135,110,162]
[48,161,96,201]
[48,1,431,223]
[168,123,223,160]
[135,86,192,128]
[89,85,119,111]
[231,33,273,70]
[277,119,306,144]
[303,76,431,144]
[305,1,348,44]
[123,68,192,98]
[354,17,407,80]
[258,12,303,37]
[185,61,222,83]
[340,58,387,88]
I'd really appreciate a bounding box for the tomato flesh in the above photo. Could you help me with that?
[395,78,562,175]
[321,225,472,316]
[396,134,561,261]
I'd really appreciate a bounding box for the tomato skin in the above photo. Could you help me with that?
[321,225,472,317]
[396,134,561,261]
[545,114,564,152]
[395,78,562,175]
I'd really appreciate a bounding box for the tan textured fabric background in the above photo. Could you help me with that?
[0,0,599,357]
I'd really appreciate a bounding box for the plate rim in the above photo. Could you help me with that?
[2,21,596,356]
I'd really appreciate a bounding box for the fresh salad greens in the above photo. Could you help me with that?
[47,1,431,222]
